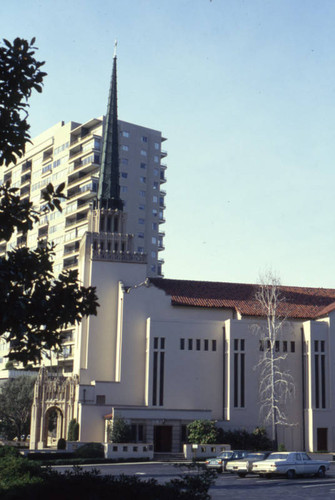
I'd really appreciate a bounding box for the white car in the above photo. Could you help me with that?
[226,452,271,477]
[252,452,330,479]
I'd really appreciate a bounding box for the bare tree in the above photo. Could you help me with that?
[254,271,295,449]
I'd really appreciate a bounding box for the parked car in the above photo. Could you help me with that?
[252,452,330,479]
[226,451,271,477]
[205,450,249,472]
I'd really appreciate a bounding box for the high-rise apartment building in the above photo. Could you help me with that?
[0,118,167,277]
[0,53,167,373]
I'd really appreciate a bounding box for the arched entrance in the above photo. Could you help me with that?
[30,368,79,449]
[44,406,64,447]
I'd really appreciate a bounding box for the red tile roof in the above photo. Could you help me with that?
[149,278,335,320]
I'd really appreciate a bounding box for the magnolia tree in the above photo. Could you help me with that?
[254,272,295,448]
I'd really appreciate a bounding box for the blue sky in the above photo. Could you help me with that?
[2,0,335,287]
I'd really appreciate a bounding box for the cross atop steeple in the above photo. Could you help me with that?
[97,43,123,210]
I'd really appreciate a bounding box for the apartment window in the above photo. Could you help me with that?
[153,181,159,190]
[139,204,145,210]
[122,131,130,137]
[152,237,157,244]
[196,339,201,351]
[121,158,128,165]
[188,339,193,350]
[140,162,146,169]
[121,172,128,178]
[138,218,145,224]
[152,222,158,231]
[154,142,160,150]
[122,145,129,151]
[138,232,144,238]
[283,341,288,352]
[154,155,159,163]
[154,168,159,176]
[96,395,105,405]
[153,195,158,203]
[120,186,128,193]
[212,340,217,351]
[152,209,158,216]
[139,190,146,197]
[275,340,280,352]
[140,150,147,156]
[140,176,146,183]
[151,251,156,258]
[259,340,264,351]
[141,136,148,143]
[151,264,156,272]
[290,341,295,353]
[180,338,185,350]
[138,247,144,252]
[204,339,209,351]
[154,337,158,349]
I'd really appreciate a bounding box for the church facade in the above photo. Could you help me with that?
[29,50,335,454]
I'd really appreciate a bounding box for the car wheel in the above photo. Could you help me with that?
[237,473,246,478]
[316,466,326,478]
[286,469,295,479]
[265,473,272,479]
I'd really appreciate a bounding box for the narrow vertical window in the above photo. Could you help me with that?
[180,338,185,350]
[196,339,201,351]
[152,351,158,406]
[234,353,239,407]
[188,339,193,350]
[204,339,209,351]
[212,340,217,351]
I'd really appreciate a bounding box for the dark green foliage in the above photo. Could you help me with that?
[57,438,66,450]
[0,376,36,440]
[0,454,44,491]
[0,446,20,458]
[216,426,272,450]
[0,37,47,167]
[109,417,132,443]
[74,442,104,459]
[0,458,214,499]
[67,419,79,441]
[187,420,219,444]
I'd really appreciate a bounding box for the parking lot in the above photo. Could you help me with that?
[52,461,335,500]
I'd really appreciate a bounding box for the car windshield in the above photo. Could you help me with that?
[246,453,266,459]
[268,453,289,460]
[218,452,233,459]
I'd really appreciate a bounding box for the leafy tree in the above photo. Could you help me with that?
[0,37,99,363]
[0,376,36,440]
[109,417,132,443]
[0,37,47,167]
[187,420,219,444]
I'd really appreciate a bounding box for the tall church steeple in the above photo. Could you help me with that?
[97,41,123,210]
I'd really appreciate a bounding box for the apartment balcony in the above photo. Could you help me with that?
[160,172,166,184]
[21,173,31,185]
[63,256,78,269]
[20,185,30,197]
[65,213,88,228]
[161,150,167,158]
[21,160,32,173]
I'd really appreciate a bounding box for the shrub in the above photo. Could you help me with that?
[216,426,272,450]
[67,419,79,441]
[57,438,66,450]
[187,420,218,444]
[0,445,20,458]
[74,442,104,459]
[109,417,132,443]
